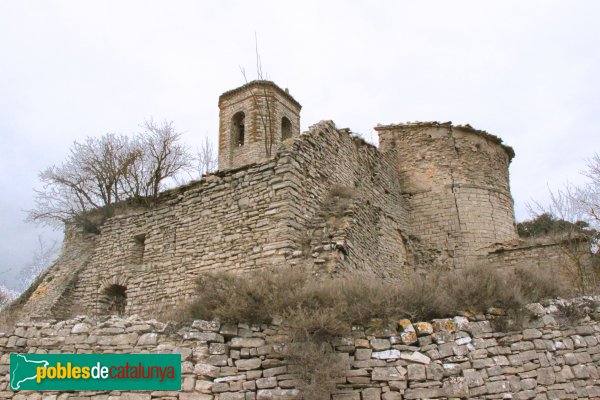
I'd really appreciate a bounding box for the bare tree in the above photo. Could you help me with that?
[0,285,17,310]
[577,153,600,226]
[28,134,138,231]
[28,120,193,231]
[19,235,60,291]
[196,136,217,177]
[130,119,193,199]
[526,184,598,294]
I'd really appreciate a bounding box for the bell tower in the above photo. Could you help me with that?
[217,80,302,170]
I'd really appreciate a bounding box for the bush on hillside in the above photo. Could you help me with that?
[188,264,569,337]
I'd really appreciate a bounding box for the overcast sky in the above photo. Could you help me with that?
[1,1,598,290]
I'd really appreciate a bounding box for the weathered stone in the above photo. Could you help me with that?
[372,349,401,360]
[432,318,457,333]
[192,320,221,332]
[370,338,391,351]
[381,392,402,400]
[256,389,301,400]
[407,364,426,380]
[413,322,433,336]
[443,377,468,397]
[522,329,542,340]
[400,351,431,364]
[71,323,90,334]
[404,388,444,399]
[262,366,287,377]
[183,332,224,343]
[209,343,228,355]
[400,331,418,345]
[426,363,444,381]
[256,377,277,389]
[372,367,406,381]
[486,380,511,394]
[355,348,372,360]
[463,368,484,387]
[219,393,245,400]
[537,367,556,385]
[365,319,397,337]
[234,358,261,371]
[332,394,360,400]
[137,332,158,346]
[194,363,220,378]
[230,337,265,348]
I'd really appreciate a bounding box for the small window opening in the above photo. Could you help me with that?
[133,234,146,264]
[232,111,245,146]
[101,284,127,315]
[281,116,292,141]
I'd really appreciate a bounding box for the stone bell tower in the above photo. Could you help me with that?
[217,80,302,170]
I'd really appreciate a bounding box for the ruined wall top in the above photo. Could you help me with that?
[375,121,515,161]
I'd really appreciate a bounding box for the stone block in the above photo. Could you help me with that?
[230,338,265,348]
[234,358,261,371]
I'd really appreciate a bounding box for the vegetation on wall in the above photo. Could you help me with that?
[519,152,600,293]
[517,213,592,238]
[27,120,217,233]
[188,266,571,334]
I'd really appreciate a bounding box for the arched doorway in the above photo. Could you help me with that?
[99,284,127,315]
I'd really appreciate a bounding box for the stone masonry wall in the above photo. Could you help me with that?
[19,116,575,320]
[69,154,299,317]
[376,122,518,268]
[2,297,600,399]
[22,121,410,319]
[484,240,593,274]
[283,121,411,277]
[17,227,97,320]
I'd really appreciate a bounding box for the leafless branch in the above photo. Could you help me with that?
[28,120,193,231]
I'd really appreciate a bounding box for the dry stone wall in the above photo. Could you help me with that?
[2,297,600,399]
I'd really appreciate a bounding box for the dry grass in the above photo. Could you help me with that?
[0,306,19,333]
[187,264,569,336]
[283,339,345,400]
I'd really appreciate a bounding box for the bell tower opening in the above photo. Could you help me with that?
[281,116,292,141]
[232,111,246,146]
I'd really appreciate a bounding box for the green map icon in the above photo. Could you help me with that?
[10,354,49,390]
